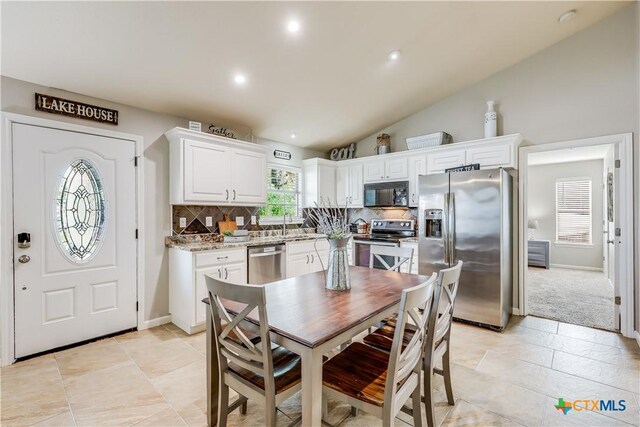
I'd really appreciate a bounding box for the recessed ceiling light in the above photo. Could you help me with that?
[233,74,247,85]
[388,50,401,61]
[287,20,300,33]
[558,10,577,23]
[290,133,297,139]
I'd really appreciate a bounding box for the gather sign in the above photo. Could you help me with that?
[35,93,119,125]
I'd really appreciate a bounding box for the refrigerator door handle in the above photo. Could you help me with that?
[443,192,450,265]
[448,192,456,264]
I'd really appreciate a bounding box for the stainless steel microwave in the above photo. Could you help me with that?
[363,181,409,208]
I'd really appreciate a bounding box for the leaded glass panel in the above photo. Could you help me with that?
[55,159,107,263]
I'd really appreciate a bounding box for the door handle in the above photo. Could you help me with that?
[233,190,236,200]
[448,192,456,264]
[18,255,30,264]
[225,189,229,200]
[443,194,449,265]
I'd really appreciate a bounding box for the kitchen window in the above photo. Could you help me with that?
[258,165,303,224]
[556,178,592,245]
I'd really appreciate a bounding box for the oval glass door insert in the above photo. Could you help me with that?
[55,159,107,263]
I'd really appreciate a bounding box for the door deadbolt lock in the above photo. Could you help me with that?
[17,232,31,249]
[18,255,31,264]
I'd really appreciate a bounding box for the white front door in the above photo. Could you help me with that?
[13,123,137,358]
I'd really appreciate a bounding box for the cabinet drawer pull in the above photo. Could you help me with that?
[218,269,222,278]
[306,254,309,264]
[217,256,228,260]
[224,268,228,280]
[311,254,314,263]
[225,189,229,200]
[233,190,236,200]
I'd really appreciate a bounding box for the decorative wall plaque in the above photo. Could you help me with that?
[330,142,356,161]
[445,163,480,173]
[35,93,118,125]
[208,124,235,139]
[274,150,292,160]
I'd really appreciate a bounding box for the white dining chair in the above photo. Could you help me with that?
[369,245,414,273]
[322,274,437,427]
[206,276,302,427]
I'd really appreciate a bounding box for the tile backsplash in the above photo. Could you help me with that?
[172,205,312,235]
[347,207,418,224]
[173,205,417,235]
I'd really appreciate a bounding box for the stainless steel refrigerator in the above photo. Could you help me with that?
[418,168,512,329]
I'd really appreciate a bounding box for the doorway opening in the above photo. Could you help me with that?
[519,134,634,337]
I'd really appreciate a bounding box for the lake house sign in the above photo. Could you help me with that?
[35,93,119,125]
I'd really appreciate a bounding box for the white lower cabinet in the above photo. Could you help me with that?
[169,247,247,334]
[399,241,418,274]
[286,240,329,278]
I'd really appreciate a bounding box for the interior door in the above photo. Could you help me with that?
[13,123,137,358]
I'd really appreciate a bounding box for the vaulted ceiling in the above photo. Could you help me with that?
[1,1,630,149]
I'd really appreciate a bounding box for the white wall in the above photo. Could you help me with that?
[353,5,639,329]
[0,76,324,326]
[528,160,604,269]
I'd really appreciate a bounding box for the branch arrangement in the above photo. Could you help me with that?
[306,200,350,239]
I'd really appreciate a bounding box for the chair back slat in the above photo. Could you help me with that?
[426,261,462,353]
[384,274,437,405]
[369,245,414,272]
[206,276,277,396]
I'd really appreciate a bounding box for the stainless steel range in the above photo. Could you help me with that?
[353,219,415,269]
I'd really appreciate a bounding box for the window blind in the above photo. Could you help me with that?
[556,179,592,244]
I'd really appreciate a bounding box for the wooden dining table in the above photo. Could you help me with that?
[204,266,432,427]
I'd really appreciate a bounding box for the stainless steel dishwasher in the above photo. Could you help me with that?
[247,244,286,285]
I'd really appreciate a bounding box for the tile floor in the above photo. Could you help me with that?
[1,316,639,427]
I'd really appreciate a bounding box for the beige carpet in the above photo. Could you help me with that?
[527,267,615,331]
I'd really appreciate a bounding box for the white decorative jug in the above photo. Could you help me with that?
[484,100,497,138]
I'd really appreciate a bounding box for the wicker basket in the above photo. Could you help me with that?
[406,132,452,150]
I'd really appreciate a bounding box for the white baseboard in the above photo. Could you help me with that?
[141,314,172,330]
[549,263,603,272]
[512,307,522,316]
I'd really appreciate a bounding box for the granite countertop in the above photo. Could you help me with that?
[166,230,327,252]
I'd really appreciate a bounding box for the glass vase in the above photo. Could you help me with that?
[325,236,351,291]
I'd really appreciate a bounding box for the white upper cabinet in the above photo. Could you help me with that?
[336,165,349,206]
[349,163,364,207]
[305,134,522,205]
[465,140,513,168]
[426,148,466,174]
[303,158,335,207]
[364,158,408,183]
[385,158,408,180]
[167,128,267,206]
[183,140,231,203]
[336,163,364,208]
[408,155,427,207]
[230,149,267,204]
[363,160,385,182]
